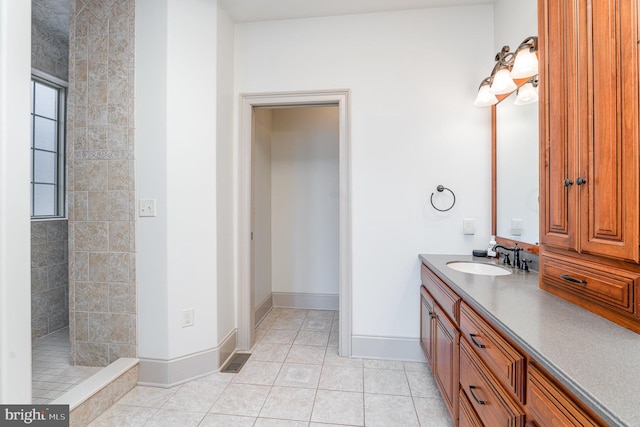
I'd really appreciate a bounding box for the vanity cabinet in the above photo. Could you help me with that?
[420,261,607,427]
[527,364,600,427]
[420,262,460,422]
[539,0,640,332]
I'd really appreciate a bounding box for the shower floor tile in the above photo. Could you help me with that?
[31,327,101,404]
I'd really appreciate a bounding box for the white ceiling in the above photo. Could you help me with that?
[219,0,495,23]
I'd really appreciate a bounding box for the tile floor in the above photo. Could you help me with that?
[32,327,102,404]
[88,308,454,426]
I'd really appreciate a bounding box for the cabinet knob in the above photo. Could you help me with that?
[576,176,587,185]
[563,178,573,186]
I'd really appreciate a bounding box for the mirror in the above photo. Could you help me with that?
[493,87,539,249]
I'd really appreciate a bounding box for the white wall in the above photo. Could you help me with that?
[215,0,236,349]
[137,0,220,361]
[253,109,272,307]
[235,6,494,342]
[0,0,32,402]
[271,107,339,296]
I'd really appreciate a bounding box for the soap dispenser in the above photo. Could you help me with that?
[487,236,497,257]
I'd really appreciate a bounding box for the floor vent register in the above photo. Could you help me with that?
[221,353,251,373]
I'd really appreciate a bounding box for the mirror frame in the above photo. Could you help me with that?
[490,93,540,254]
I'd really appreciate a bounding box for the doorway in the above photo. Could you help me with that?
[238,91,351,356]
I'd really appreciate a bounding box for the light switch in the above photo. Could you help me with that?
[463,218,475,235]
[139,199,157,217]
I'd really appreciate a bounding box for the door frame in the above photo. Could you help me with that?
[237,90,352,356]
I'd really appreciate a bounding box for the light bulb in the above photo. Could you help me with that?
[490,69,517,95]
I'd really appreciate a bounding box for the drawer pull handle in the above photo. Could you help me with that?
[469,333,486,349]
[560,274,588,285]
[563,178,573,186]
[576,176,587,185]
[469,386,487,405]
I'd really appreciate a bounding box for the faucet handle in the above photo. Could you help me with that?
[521,258,531,271]
[502,252,511,266]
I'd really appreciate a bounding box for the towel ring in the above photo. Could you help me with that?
[430,185,456,212]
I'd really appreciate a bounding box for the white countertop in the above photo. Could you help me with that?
[419,254,640,427]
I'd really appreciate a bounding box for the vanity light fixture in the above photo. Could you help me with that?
[511,36,539,79]
[474,36,539,106]
[514,77,539,105]
[473,77,499,107]
[489,46,516,95]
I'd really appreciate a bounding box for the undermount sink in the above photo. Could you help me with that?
[446,261,512,276]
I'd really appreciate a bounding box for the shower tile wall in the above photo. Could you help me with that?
[31,0,70,341]
[68,0,136,366]
[31,221,69,340]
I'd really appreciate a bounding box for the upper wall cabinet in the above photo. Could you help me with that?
[540,0,639,262]
[539,0,640,332]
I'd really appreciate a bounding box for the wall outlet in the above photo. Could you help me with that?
[510,218,523,236]
[139,199,157,217]
[181,308,194,327]
[463,218,475,235]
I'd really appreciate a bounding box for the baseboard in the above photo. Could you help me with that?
[137,328,237,388]
[272,292,339,310]
[351,335,427,362]
[255,294,273,326]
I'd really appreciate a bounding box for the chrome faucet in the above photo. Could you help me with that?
[492,243,521,269]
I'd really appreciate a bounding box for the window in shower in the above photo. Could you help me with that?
[30,74,67,218]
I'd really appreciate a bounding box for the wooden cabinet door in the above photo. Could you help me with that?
[578,0,639,262]
[541,0,639,261]
[434,304,459,423]
[539,0,580,252]
[420,286,435,366]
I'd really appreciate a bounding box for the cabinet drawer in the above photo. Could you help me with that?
[460,339,525,427]
[527,364,601,427]
[459,388,483,427]
[460,302,526,404]
[421,263,460,322]
[541,253,636,313]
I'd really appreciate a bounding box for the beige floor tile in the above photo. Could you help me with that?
[271,316,304,330]
[231,360,282,385]
[413,396,455,427]
[254,418,308,427]
[311,389,364,426]
[142,408,205,426]
[301,318,332,331]
[306,310,336,321]
[285,344,326,365]
[403,361,429,372]
[364,394,419,427]
[294,330,329,346]
[324,347,363,368]
[117,385,177,408]
[259,386,316,421]
[406,370,440,398]
[209,383,271,417]
[198,413,255,426]
[277,309,308,320]
[87,404,157,427]
[162,381,227,412]
[275,363,321,388]
[261,329,299,345]
[363,359,405,370]
[251,342,292,362]
[319,365,363,392]
[328,329,339,346]
[196,371,236,384]
[364,368,411,396]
